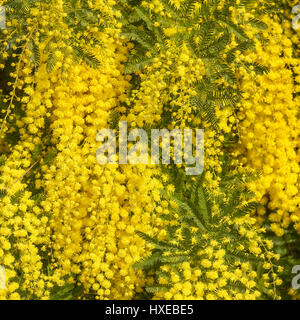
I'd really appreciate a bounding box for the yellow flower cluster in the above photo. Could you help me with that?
[41,58,164,299]
[126,0,239,185]
[0,159,50,299]
[152,202,281,300]
[234,15,300,236]
[126,43,205,128]
[0,42,53,300]
[0,0,165,300]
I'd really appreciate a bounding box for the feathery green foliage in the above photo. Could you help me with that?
[118,0,270,130]
[134,159,280,299]
[3,0,104,72]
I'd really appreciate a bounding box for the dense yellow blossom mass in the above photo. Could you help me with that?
[0,0,299,300]
[235,15,300,237]
[0,0,164,300]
